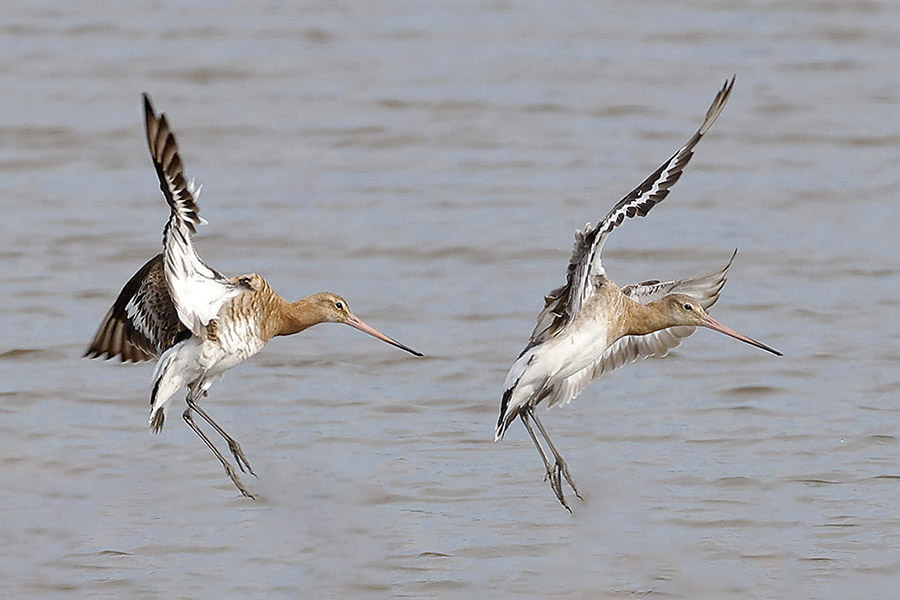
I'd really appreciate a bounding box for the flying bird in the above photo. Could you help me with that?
[495,77,781,511]
[86,94,422,498]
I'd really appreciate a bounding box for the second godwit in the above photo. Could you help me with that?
[86,94,422,499]
[495,77,782,511]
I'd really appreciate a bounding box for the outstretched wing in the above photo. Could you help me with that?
[85,254,188,362]
[621,249,736,310]
[527,77,735,353]
[542,254,736,408]
[143,94,246,339]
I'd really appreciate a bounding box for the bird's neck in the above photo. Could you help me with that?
[274,295,325,338]
[622,300,673,337]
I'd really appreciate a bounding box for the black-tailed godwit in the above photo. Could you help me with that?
[86,94,422,498]
[495,77,781,511]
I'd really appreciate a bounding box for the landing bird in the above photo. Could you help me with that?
[495,77,781,511]
[86,94,422,499]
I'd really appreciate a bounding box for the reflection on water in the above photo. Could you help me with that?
[2,1,900,598]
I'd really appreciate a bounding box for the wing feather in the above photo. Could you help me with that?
[529,77,734,351]
[85,254,187,362]
[143,94,246,338]
[621,249,736,309]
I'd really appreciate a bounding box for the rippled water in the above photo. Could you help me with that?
[2,1,900,598]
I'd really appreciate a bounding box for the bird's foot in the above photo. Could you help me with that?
[556,459,584,502]
[544,464,572,512]
[227,439,257,478]
[221,460,256,500]
[543,461,584,511]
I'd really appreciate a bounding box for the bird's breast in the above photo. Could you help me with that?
[543,319,613,380]
[198,311,267,374]
[509,317,612,400]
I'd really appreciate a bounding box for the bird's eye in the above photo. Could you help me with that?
[334,302,344,310]
[683,303,693,311]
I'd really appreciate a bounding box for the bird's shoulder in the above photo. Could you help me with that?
[232,272,266,292]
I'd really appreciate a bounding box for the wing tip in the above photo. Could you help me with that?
[698,75,736,136]
[143,95,206,233]
[83,346,148,363]
[143,92,160,148]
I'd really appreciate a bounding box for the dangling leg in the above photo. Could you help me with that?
[521,410,572,512]
[182,390,255,499]
[528,405,583,502]
[185,393,256,477]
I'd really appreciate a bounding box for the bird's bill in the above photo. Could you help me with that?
[345,314,423,357]
[699,314,782,356]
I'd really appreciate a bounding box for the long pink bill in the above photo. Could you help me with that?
[345,314,423,357]
[700,314,782,357]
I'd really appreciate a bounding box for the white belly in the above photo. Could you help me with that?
[504,318,612,415]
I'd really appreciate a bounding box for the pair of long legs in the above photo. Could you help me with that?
[520,405,583,512]
[181,386,257,499]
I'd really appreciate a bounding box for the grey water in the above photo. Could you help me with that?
[2,1,900,598]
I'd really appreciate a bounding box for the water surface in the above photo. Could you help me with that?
[2,1,900,598]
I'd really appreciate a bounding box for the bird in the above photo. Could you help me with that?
[86,94,422,499]
[494,76,782,511]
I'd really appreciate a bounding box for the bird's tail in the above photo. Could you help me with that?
[148,339,197,433]
[494,387,515,441]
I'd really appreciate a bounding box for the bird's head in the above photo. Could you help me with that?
[307,292,422,357]
[309,292,354,324]
[661,293,782,356]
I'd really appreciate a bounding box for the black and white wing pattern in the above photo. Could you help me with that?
[542,253,736,408]
[143,94,247,339]
[85,254,187,362]
[527,77,735,353]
